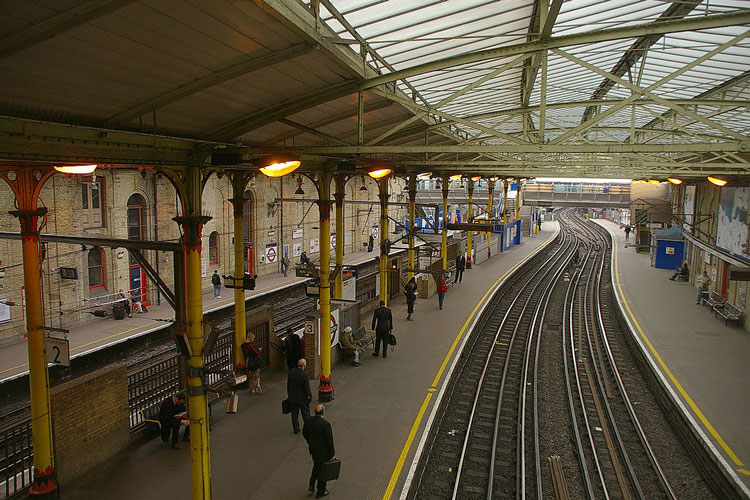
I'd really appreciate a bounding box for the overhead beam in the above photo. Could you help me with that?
[581,0,702,123]
[278,118,351,145]
[360,11,750,90]
[0,0,134,60]
[239,142,747,154]
[104,44,318,126]
[0,117,213,165]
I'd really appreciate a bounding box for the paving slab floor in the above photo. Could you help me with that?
[61,226,559,499]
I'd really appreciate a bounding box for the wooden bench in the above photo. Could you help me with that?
[702,290,725,309]
[715,301,743,326]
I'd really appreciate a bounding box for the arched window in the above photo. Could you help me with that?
[88,247,104,289]
[209,231,219,265]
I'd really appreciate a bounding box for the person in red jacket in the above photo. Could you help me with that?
[437,274,448,310]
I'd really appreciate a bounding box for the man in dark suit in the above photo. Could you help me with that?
[158,393,189,449]
[371,300,392,358]
[287,358,312,434]
[455,253,466,283]
[303,404,336,498]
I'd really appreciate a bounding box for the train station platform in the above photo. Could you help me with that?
[596,219,750,493]
[59,224,559,499]
[0,241,438,383]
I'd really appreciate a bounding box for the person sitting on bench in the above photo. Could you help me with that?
[339,326,361,366]
[669,262,689,281]
[159,393,190,449]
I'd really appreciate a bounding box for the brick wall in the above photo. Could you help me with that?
[50,364,130,485]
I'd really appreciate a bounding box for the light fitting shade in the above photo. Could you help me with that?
[54,164,97,174]
[294,186,305,195]
[368,168,391,179]
[449,174,461,180]
[259,160,301,177]
[471,176,481,181]
[417,172,432,179]
[707,176,727,187]
[648,179,661,184]
[667,178,682,185]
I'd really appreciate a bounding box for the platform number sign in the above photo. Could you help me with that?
[46,337,70,367]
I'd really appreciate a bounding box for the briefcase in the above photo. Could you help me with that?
[281,399,291,415]
[320,458,341,482]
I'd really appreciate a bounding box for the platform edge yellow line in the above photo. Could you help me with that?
[608,224,743,467]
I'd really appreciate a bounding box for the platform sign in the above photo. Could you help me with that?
[330,233,336,250]
[293,228,303,239]
[46,337,70,366]
[265,243,277,263]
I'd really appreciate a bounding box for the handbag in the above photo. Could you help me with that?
[281,399,291,415]
[245,354,262,372]
[320,458,341,482]
[388,333,397,346]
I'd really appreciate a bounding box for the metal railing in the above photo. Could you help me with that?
[127,354,182,428]
[0,417,33,500]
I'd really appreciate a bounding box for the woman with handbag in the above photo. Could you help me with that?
[241,332,263,395]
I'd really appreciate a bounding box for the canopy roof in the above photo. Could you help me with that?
[0,0,748,179]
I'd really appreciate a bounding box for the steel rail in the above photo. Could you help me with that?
[450,226,573,499]
[577,218,640,499]
[563,211,608,499]
[524,227,577,500]
[588,221,678,499]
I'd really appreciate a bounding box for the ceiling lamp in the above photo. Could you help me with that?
[368,168,392,179]
[417,172,432,179]
[648,179,661,184]
[449,174,462,181]
[359,177,367,191]
[707,176,727,187]
[667,178,683,185]
[471,176,481,181]
[54,164,97,175]
[258,156,301,177]
[294,177,305,195]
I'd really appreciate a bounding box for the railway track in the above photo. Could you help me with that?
[411,209,726,500]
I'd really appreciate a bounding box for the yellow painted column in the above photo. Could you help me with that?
[333,175,344,299]
[408,176,416,280]
[173,166,211,500]
[229,174,249,367]
[466,179,474,267]
[441,175,448,272]
[5,167,57,498]
[378,177,389,305]
[317,172,334,401]
[487,179,496,259]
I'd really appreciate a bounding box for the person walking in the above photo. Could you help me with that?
[282,252,291,277]
[303,404,336,498]
[696,270,711,304]
[437,274,448,310]
[624,225,631,242]
[455,253,465,283]
[283,328,304,370]
[287,358,312,434]
[371,300,393,358]
[211,270,222,299]
[404,277,417,321]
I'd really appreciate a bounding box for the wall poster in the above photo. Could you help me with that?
[309,238,319,253]
[293,243,302,257]
[716,186,749,257]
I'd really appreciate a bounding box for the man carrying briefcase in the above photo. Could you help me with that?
[303,404,337,498]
